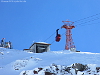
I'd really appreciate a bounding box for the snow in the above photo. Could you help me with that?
[0,48,100,75]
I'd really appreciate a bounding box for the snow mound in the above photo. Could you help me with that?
[0,48,100,75]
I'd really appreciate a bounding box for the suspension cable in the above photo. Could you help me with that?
[44,28,62,42]
[44,13,100,44]
[75,17,100,26]
[74,13,100,23]
[50,32,66,44]
[44,32,56,42]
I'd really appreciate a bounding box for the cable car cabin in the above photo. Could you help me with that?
[55,29,61,42]
[24,42,51,53]
[56,34,61,42]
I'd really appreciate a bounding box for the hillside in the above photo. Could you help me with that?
[0,48,100,75]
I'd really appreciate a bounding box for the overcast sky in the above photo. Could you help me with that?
[0,0,100,53]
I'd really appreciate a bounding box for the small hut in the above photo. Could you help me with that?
[24,42,51,53]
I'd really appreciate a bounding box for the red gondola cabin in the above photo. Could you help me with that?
[56,34,61,42]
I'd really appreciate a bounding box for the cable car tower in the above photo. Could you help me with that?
[62,20,76,52]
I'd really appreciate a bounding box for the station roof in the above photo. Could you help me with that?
[29,42,51,49]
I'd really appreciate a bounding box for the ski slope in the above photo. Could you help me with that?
[0,48,100,75]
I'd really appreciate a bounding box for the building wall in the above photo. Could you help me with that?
[30,44,36,53]
[29,43,50,53]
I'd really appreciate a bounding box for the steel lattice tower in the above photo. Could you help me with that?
[62,21,76,51]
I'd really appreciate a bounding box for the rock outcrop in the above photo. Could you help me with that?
[20,63,100,75]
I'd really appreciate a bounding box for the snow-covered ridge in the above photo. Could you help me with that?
[0,48,100,75]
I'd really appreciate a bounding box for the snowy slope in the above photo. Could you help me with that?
[0,48,100,75]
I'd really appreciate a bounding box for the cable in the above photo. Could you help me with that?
[76,22,100,27]
[75,17,100,26]
[74,13,100,23]
[44,13,100,44]
[44,28,62,42]
[50,40,55,44]
[50,22,100,45]
[44,32,56,42]
[50,32,66,45]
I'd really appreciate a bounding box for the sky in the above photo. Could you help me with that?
[0,0,100,53]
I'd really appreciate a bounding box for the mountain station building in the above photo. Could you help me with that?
[24,42,51,53]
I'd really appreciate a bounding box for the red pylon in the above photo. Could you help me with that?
[62,20,76,51]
